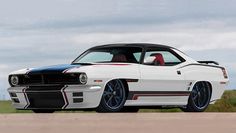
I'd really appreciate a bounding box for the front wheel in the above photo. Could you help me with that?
[96,79,126,113]
[182,82,212,112]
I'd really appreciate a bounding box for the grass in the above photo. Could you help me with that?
[0,90,236,113]
[206,90,236,112]
[0,101,32,113]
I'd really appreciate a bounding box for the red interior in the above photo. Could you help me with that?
[112,54,127,62]
[153,53,165,66]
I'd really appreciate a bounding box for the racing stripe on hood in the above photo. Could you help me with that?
[26,63,130,74]
[27,64,80,74]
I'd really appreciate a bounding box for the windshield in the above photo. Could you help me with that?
[73,47,143,64]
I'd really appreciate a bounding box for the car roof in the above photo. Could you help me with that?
[90,43,173,50]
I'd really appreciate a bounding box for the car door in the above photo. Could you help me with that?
[136,48,189,104]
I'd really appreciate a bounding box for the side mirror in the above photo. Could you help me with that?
[143,56,155,64]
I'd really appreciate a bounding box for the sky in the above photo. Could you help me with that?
[0,0,236,99]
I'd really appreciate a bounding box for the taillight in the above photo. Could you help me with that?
[222,68,228,79]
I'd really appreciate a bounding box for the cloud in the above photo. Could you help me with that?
[0,0,236,100]
[1,0,236,32]
[71,31,236,51]
[1,0,236,21]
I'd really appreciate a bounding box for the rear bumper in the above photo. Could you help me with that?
[8,85,104,110]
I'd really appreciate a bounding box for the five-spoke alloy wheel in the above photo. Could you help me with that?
[182,82,212,112]
[96,79,126,112]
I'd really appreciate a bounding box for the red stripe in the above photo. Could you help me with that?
[94,64,130,66]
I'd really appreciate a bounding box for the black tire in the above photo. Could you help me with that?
[181,82,212,112]
[96,79,126,113]
[32,109,55,113]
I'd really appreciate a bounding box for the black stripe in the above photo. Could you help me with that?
[23,88,30,109]
[178,63,224,69]
[125,79,139,82]
[27,64,79,75]
[62,86,69,109]
[127,91,190,100]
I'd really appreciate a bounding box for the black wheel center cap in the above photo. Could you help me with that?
[198,92,201,96]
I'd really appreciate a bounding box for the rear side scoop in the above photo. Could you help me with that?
[198,61,219,65]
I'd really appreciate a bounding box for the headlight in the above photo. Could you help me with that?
[10,76,19,86]
[79,73,87,84]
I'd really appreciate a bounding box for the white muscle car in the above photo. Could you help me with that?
[8,43,229,113]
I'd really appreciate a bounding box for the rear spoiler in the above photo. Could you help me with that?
[197,61,219,65]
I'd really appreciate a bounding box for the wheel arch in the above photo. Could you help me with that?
[102,78,130,99]
[188,80,213,102]
[182,80,213,112]
[96,78,129,112]
[120,79,129,99]
[189,80,213,102]
[190,80,212,93]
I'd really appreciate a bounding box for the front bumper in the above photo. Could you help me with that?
[8,85,103,110]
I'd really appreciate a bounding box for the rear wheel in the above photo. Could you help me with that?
[182,82,211,112]
[96,79,126,113]
[32,109,55,113]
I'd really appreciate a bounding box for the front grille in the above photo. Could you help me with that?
[27,92,65,109]
[27,85,64,91]
[17,74,81,85]
[26,86,65,109]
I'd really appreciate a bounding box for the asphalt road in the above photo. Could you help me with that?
[0,113,235,133]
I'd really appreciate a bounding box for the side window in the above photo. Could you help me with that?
[160,51,181,63]
[133,52,141,62]
[144,50,183,66]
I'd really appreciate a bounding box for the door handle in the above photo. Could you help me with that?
[177,70,181,75]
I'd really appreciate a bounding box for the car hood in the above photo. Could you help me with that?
[27,64,81,74]
[11,63,134,75]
